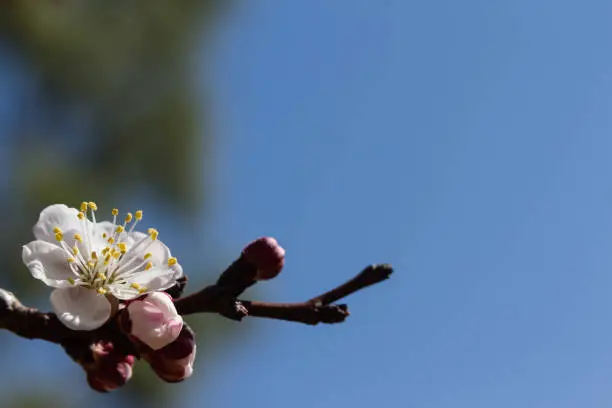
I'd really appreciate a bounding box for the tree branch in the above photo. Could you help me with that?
[0,259,393,370]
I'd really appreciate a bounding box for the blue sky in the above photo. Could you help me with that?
[192,1,612,407]
[3,1,612,407]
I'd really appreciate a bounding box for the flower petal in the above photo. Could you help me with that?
[110,267,181,300]
[50,287,112,330]
[22,240,76,288]
[144,292,179,319]
[127,293,183,350]
[132,267,182,292]
[32,204,84,244]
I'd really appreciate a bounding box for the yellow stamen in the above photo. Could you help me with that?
[130,283,141,290]
[115,226,124,234]
[91,251,98,260]
[112,251,120,259]
[101,247,109,255]
[135,210,143,220]
[97,288,107,295]
[87,261,95,268]
[102,233,107,239]
[167,257,177,266]
[67,257,75,263]
[97,272,106,280]
[53,227,62,234]
[104,254,111,265]
[73,233,82,242]
[138,287,147,294]
[55,232,63,241]
[117,242,127,253]
[80,202,88,212]
[68,278,75,285]
[72,246,79,255]
[88,202,97,211]
[77,212,85,220]
[125,212,133,223]
[148,228,159,240]
[111,208,119,216]
[107,237,115,244]
[145,261,153,270]
[144,252,152,259]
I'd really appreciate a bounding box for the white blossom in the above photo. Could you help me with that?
[22,203,183,331]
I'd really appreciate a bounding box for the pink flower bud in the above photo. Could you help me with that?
[127,292,183,350]
[85,342,135,393]
[242,237,285,280]
[145,326,197,383]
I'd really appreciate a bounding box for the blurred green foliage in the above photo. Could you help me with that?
[0,1,235,407]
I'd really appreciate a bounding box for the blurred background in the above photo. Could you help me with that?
[3,1,612,407]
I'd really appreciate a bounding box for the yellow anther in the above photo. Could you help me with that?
[72,246,79,255]
[125,212,133,223]
[144,253,152,260]
[102,233,107,239]
[97,272,106,280]
[88,202,97,211]
[117,242,127,253]
[101,247,109,255]
[67,257,75,263]
[138,287,147,294]
[167,257,177,266]
[68,278,75,285]
[97,288,107,295]
[91,251,98,260]
[73,233,82,242]
[115,226,124,233]
[145,261,153,270]
[111,208,119,216]
[130,283,141,290]
[135,210,143,220]
[104,254,111,265]
[112,251,120,259]
[80,202,88,212]
[55,232,63,241]
[77,212,85,220]
[87,261,95,268]
[148,228,159,240]
[53,227,62,234]
[107,237,115,244]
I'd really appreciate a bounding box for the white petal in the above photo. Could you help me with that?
[132,267,181,291]
[110,267,180,300]
[90,221,114,248]
[32,204,84,243]
[50,287,111,330]
[22,240,76,288]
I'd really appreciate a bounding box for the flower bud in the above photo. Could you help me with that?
[126,292,183,350]
[85,342,135,393]
[241,237,285,280]
[145,326,197,383]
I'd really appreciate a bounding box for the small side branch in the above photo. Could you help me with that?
[0,261,393,365]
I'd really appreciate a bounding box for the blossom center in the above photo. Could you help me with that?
[53,202,175,296]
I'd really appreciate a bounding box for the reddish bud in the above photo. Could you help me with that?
[85,342,135,393]
[241,237,285,280]
[142,326,197,383]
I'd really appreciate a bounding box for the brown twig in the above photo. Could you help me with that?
[0,261,393,367]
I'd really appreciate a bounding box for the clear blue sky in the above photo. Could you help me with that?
[191,1,612,407]
[4,1,612,407]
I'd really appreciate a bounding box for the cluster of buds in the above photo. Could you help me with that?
[83,236,286,392]
[83,341,136,392]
